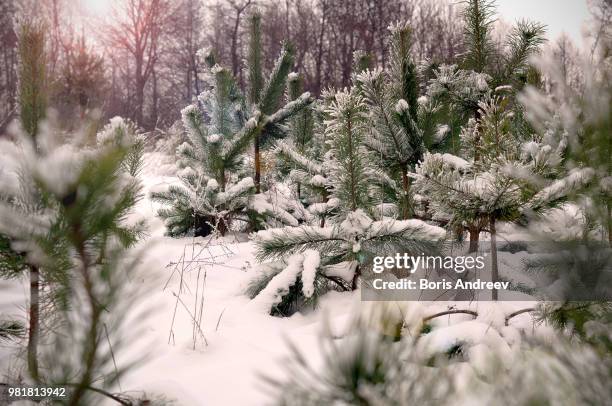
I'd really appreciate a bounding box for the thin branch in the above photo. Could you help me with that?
[504,307,535,326]
[422,309,478,323]
[65,384,131,405]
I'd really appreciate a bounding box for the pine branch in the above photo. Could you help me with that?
[223,112,261,166]
[265,92,313,126]
[258,43,294,115]
[253,225,346,261]
[501,20,546,84]
[275,140,323,174]
[461,0,497,73]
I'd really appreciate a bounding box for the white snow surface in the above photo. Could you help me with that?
[301,249,320,298]
[0,152,543,405]
[435,124,450,142]
[439,153,469,170]
[251,253,304,312]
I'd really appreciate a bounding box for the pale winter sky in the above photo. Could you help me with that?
[496,0,591,45]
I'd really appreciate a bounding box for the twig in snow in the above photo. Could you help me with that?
[104,323,122,392]
[172,292,208,346]
[215,308,226,332]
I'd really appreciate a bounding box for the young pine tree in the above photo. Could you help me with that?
[0,120,146,403]
[248,88,446,315]
[58,35,106,123]
[152,60,310,237]
[412,93,561,298]
[152,13,312,237]
[13,21,48,381]
[355,23,425,219]
[282,72,315,200]
[246,12,312,193]
[422,0,546,251]
[514,30,612,332]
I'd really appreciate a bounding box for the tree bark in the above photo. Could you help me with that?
[152,68,158,127]
[401,164,410,219]
[468,226,479,253]
[254,133,261,193]
[28,265,39,382]
[489,216,498,301]
[607,202,611,246]
[351,264,360,290]
[135,56,145,125]
[314,0,328,95]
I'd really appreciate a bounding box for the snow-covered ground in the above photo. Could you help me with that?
[0,151,539,405]
[112,152,538,404]
[110,152,361,404]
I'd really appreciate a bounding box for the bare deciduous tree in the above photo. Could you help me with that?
[106,0,173,127]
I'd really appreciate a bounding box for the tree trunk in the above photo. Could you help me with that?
[254,133,261,193]
[152,68,159,128]
[489,216,498,301]
[230,10,242,78]
[68,248,100,406]
[217,216,228,236]
[314,1,327,95]
[28,265,39,382]
[607,202,611,246]
[351,264,360,290]
[401,164,410,219]
[135,59,144,126]
[468,226,479,253]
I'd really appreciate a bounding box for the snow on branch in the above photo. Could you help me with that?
[265,92,312,125]
[301,249,320,298]
[250,253,304,313]
[249,193,299,227]
[275,140,323,174]
[529,168,595,210]
[367,218,447,241]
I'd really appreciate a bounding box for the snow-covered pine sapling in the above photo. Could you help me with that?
[356,22,424,219]
[519,38,611,243]
[324,88,380,220]
[152,61,308,237]
[0,117,145,402]
[96,116,145,177]
[422,1,545,250]
[510,33,612,331]
[425,0,545,148]
[413,95,540,299]
[249,88,446,314]
[250,209,446,314]
[422,67,499,247]
[274,138,333,226]
[152,13,312,237]
[284,72,315,200]
[152,64,254,237]
[247,12,313,194]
